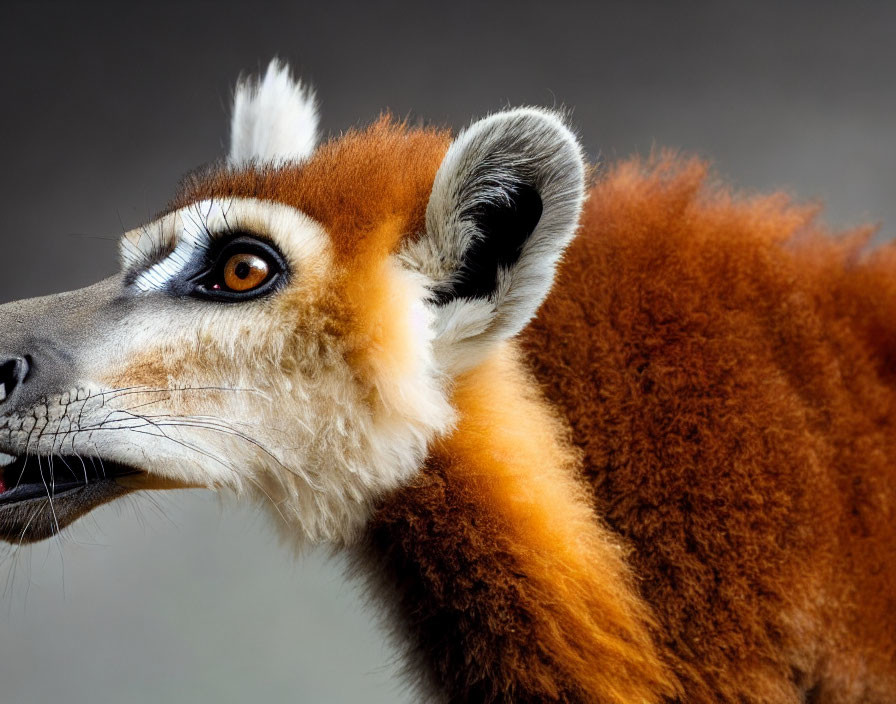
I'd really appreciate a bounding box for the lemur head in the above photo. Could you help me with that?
[0,60,585,546]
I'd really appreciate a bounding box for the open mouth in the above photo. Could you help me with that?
[0,453,139,504]
[0,452,141,543]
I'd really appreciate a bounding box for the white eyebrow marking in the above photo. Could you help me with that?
[121,197,333,294]
[132,200,227,293]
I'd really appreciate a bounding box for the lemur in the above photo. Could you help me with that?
[0,60,894,703]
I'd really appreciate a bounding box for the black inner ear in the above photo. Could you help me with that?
[433,183,543,304]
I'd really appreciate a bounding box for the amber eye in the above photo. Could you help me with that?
[191,235,286,301]
[223,253,269,292]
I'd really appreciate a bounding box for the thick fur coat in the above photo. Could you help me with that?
[358,152,896,702]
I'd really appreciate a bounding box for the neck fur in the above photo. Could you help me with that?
[353,346,679,702]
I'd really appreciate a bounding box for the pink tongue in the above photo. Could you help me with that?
[0,477,6,494]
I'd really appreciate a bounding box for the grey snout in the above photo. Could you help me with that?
[0,276,127,414]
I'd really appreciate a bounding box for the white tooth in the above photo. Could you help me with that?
[0,383,6,402]
[0,452,16,467]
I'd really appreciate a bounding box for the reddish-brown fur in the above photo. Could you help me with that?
[520,156,896,701]
[173,117,449,269]
[181,122,896,701]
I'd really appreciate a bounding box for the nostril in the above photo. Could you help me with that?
[0,356,30,404]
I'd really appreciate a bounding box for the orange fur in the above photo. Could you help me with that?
[441,348,677,701]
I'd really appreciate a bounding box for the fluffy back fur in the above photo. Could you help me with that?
[519,156,896,701]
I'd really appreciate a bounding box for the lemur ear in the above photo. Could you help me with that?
[406,108,586,372]
[228,59,319,165]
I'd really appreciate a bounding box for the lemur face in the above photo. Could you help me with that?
[0,61,585,546]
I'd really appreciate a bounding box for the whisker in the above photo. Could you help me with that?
[16,498,49,548]
[36,455,61,537]
[125,425,237,477]
[99,385,273,404]
[96,454,108,480]
[150,420,317,488]
[106,409,310,486]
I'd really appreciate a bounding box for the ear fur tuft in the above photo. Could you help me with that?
[228,59,319,165]
[406,108,586,373]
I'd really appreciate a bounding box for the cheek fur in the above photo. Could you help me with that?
[87,260,452,545]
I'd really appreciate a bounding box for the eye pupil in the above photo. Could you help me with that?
[234,261,251,279]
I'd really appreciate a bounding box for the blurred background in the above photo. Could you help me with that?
[0,1,893,702]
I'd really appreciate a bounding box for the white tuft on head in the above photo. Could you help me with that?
[228,58,319,166]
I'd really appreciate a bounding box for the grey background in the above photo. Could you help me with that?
[0,1,893,702]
